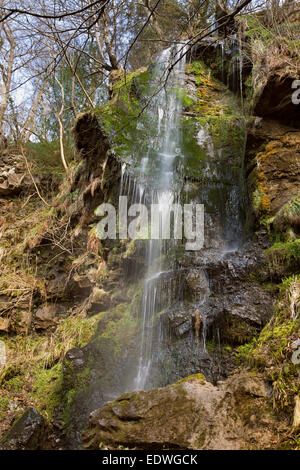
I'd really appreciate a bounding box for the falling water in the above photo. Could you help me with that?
[120,44,187,391]
[118,39,245,392]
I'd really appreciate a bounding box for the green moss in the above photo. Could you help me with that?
[176,373,206,384]
[95,68,152,160]
[252,187,265,212]
[99,303,138,358]
[265,240,300,278]
[61,366,93,426]
[188,60,206,78]
[180,60,246,183]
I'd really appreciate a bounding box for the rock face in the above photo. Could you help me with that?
[83,372,285,450]
[34,304,58,329]
[0,153,33,196]
[251,45,300,128]
[0,408,45,450]
[147,241,274,385]
[247,119,300,218]
[59,63,276,446]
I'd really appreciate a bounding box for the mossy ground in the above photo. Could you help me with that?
[0,311,102,437]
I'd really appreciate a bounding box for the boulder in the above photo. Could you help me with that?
[87,287,111,314]
[0,408,45,450]
[82,371,283,450]
[34,304,57,329]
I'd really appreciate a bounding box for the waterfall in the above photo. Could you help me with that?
[120,44,187,391]
[117,39,245,392]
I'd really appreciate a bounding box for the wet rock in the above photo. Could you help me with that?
[83,371,282,450]
[0,408,45,450]
[254,73,300,128]
[63,348,87,388]
[149,242,274,385]
[176,319,191,337]
[185,269,210,302]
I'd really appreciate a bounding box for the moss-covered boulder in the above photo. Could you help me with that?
[82,371,286,450]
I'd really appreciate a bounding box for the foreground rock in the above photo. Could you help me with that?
[83,372,287,450]
[0,408,45,450]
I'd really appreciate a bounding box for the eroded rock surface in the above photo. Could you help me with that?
[0,153,33,196]
[0,408,45,450]
[83,372,285,450]
[247,119,300,218]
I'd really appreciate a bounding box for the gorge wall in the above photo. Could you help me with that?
[0,17,299,451]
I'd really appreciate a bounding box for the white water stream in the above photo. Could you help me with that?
[120,44,187,390]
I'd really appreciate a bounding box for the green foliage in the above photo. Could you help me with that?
[176,373,206,384]
[273,193,300,237]
[245,13,300,67]
[245,16,272,41]
[31,363,64,420]
[25,140,73,177]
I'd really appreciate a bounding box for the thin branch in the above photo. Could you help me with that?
[54,74,68,171]
[0,1,108,23]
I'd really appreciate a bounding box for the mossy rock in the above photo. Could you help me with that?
[176,373,206,384]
